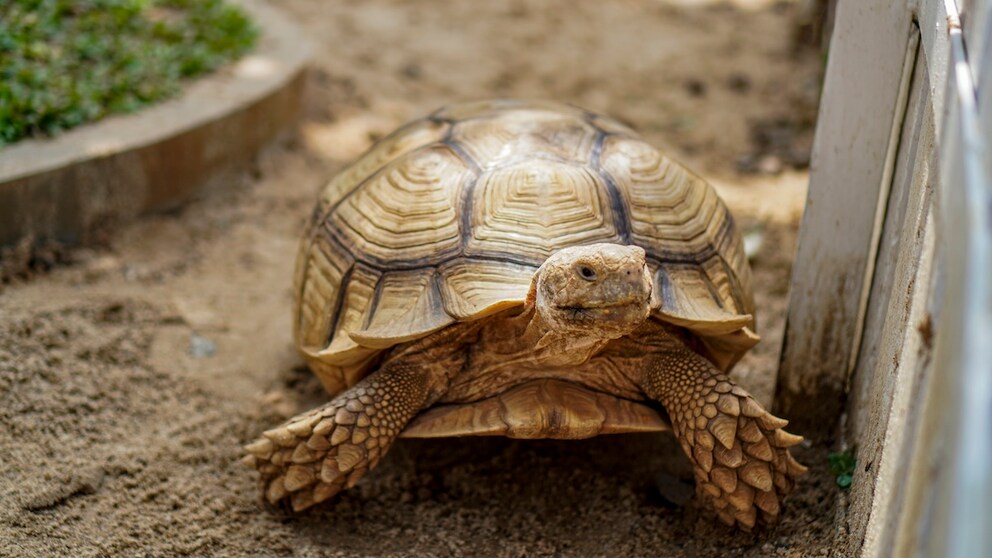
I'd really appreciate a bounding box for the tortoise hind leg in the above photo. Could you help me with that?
[243,361,434,511]
[640,348,807,530]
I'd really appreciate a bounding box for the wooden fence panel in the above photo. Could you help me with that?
[891,3,992,555]
[774,0,915,435]
[846,39,941,556]
[790,0,992,554]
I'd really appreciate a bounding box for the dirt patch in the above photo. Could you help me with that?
[0,0,840,556]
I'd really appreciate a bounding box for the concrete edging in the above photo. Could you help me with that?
[0,0,311,248]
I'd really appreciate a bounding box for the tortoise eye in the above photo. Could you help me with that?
[577,265,597,281]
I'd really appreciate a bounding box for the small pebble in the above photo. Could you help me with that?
[758,154,783,175]
[743,227,765,260]
[189,334,217,358]
[727,73,752,93]
[685,79,707,97]
[400,63,422,80]
[82,255,121,279]
[736,153,758,173]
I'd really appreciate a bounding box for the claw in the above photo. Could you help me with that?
[287,414,320,436]
[313,481,341,503]
[754,489,780,516]
[773,429,804,448]
[266,475,288,504]
[726,484,755,512]
[291,490,314,512]
[263,427,297,447]
[245,438,275,459]
[757,412,789,430]
[744,438,774,461]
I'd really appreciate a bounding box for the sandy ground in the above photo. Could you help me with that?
[0,0,844,556]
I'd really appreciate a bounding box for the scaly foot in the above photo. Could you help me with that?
[644,348,807,529]
[243,364,431,511]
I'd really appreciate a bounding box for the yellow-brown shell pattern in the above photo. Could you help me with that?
[294,100,755,394]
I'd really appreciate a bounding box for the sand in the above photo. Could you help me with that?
[0,1,843,556]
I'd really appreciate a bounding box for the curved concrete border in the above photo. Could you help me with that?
[0,0,311,248]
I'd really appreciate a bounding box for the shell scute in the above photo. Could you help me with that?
[465,160,622,262]
[329,145,471,265]
[449,108,600,169]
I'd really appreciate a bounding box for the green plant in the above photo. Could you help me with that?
[828,450,856,490]
[0,0,258,147]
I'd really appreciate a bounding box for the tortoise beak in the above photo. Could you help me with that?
[556,291,651,336]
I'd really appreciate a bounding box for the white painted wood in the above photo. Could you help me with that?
[962,0,989,84]
[924,19,992,558]
[774,0,914,433]
[917,0,952,131]
[781,0,990,553]
[847,35,925,449]
[852,48,940,557]
[975,0,992,103]
[889,2,992,556]
[980,2,992,153]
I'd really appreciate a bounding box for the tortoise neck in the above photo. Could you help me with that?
[504,303,614,367]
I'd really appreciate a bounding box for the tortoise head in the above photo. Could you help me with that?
[534,243,652,340]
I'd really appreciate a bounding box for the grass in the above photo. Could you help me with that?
[0,0,258,147]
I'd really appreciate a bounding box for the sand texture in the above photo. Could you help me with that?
[1,1,842,556]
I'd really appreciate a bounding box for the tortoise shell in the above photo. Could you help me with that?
[293,100,757,396]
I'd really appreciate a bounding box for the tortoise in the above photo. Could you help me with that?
[244,99,806,529]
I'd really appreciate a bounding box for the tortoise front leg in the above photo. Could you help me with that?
[243,362,431,511]
[641,348,807,530]
[244,326,476,511]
